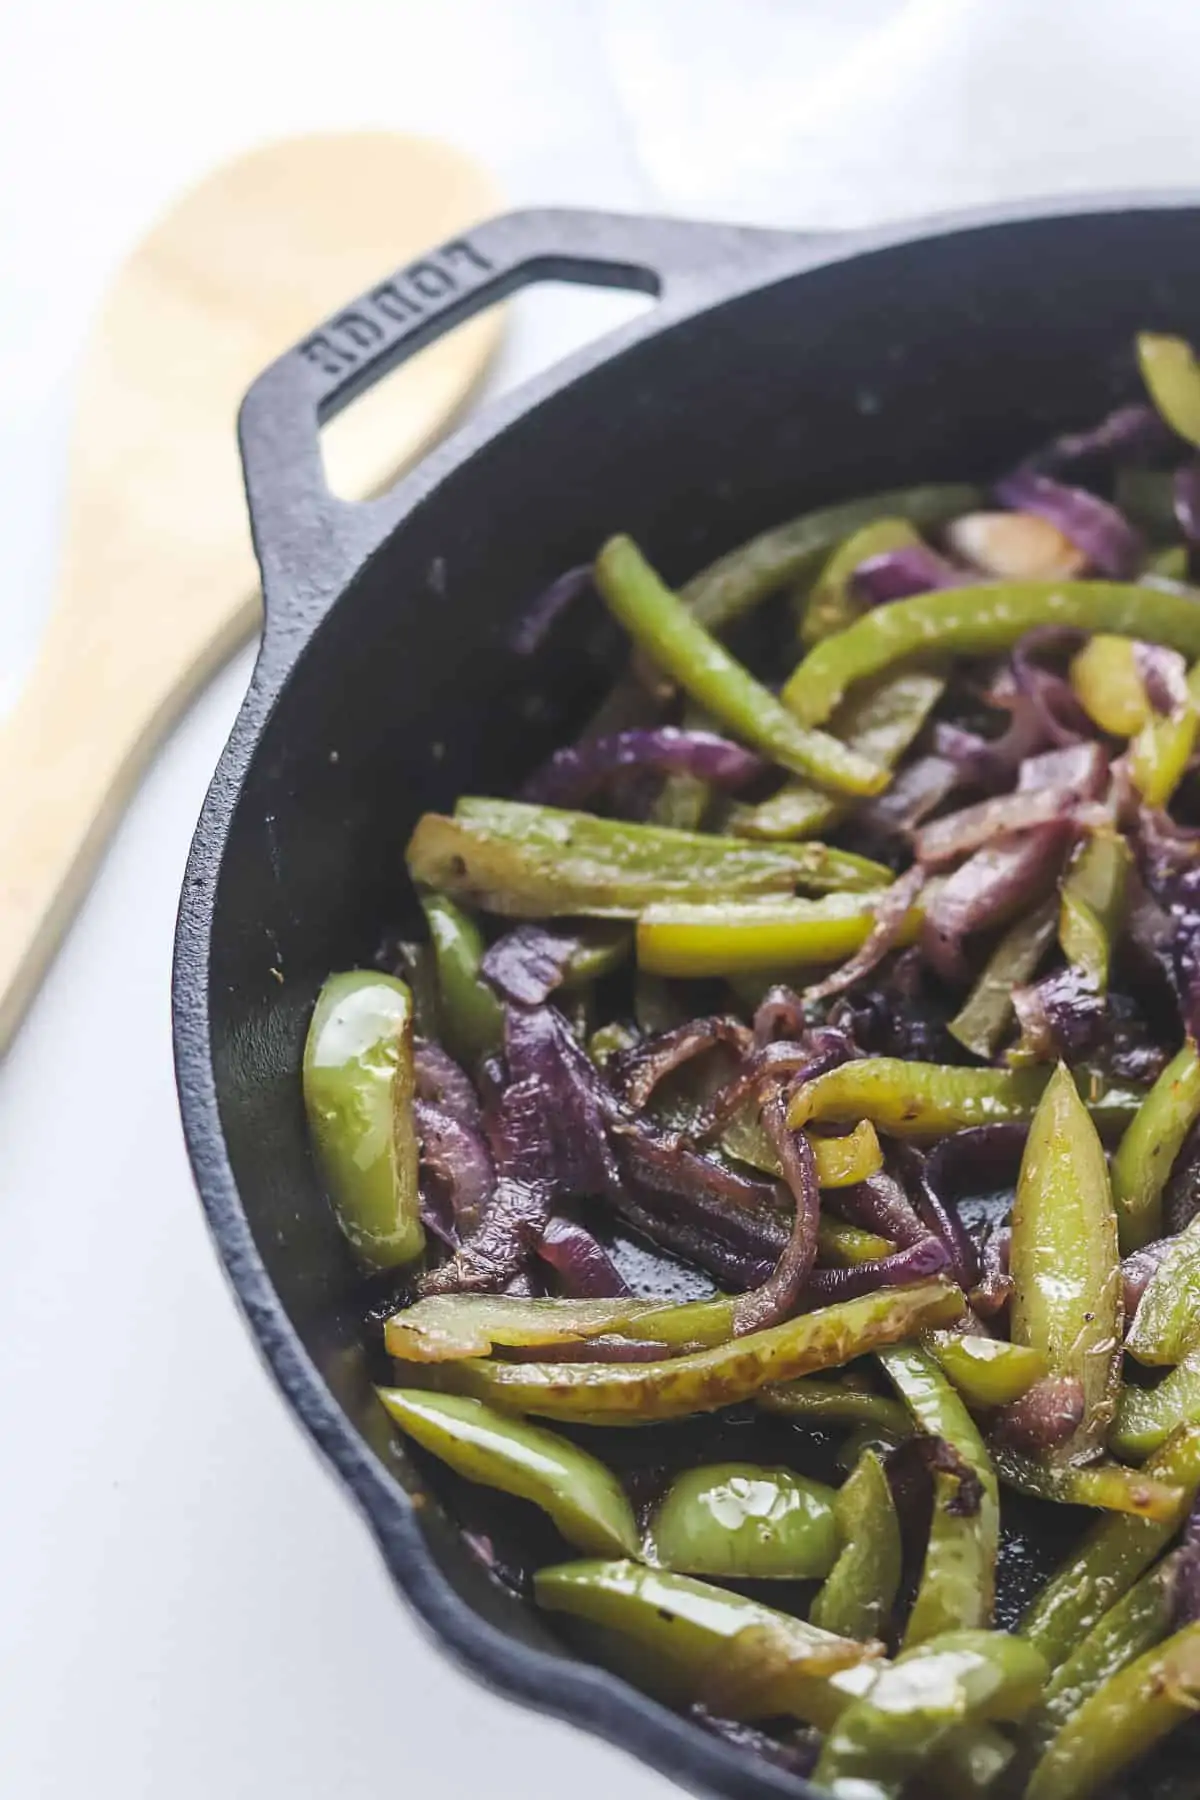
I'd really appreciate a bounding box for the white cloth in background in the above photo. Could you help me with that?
[601,0,1200,229]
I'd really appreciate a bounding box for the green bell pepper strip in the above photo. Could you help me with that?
[878,1344,1000,1644]
[781,581,1200,728]
[1115,468,1180,541]
[817,1216,895,1264]
[991,1445,1183,1520]
[1149,543,1190,580]
[1025,1620,1200,1800]
[1138,331,1200,446]
[1112,1042,1200,1256]
[814,1629,1048,1800]
[638,894,920,979]
[384,1291,736,1362]
[798,517,925,647]
[419,893,504,1063]
[1019,1424,1200,1669]
[1024,1554,1181,1766]
[1009,1062,1122,1465]
[534,1559,879,1722]
[925,1332,1048,1408]
[730,1117,887,1189]
[302,971,425,1269]
[730,668,945,842]
[758,1379,911,1436]
[1131,702,1200,809]
[593,536,888,795]
[431,1278,965,1425]
[409,800,890,922]
[949,898,1059,1060]
[1069,635,1154,737]
[1059,829,1132,993]
[680,482,981,635]
[1112,1348,1200,1459]
[788,1056,1145,1139]
[376,1388,639,1558]
[1125,1210,1200,1365]
[646,1463,841,1581]
[535,1559,1013,1798]
[810,1449,902,1642]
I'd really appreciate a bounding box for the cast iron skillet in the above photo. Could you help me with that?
[173,196,1200,1799]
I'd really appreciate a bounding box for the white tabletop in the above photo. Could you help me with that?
[4,2,1200,1794]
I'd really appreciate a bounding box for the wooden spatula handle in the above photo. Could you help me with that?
[0,600,256,1052]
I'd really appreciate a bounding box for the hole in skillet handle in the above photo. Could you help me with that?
[235,206,809,678]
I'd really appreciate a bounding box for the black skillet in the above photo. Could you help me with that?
[172,197,1200,1799]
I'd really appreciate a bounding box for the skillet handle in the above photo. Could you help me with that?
[238,206,805,648]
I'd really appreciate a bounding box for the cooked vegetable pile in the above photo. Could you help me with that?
[304,332,1200,1799]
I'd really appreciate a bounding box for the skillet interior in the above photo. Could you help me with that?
[184,203,1200,1797]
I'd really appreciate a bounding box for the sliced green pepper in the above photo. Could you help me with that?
[1059,830,1132,993]
[810,1122,886,1189]
[1019,1424,1200,1669]
[1112,1348,1200,1459]
[1149,543,1190,580]
[798,517,925,647]
[878,1344,1000,1643]
[1138,331,1200,446]
[1026,1555,1181,1765]
[789,1058,1047,1136]
[535,1558,878,1723]
[814,1628,1047,1800]
[1112,1043,1200,1256]
[925,1332,1048,1408]
[811,1449,902,1642]
[731,669,945,842]
[384,1291,736,1362]
[816,1216,896,1265]
[646,1463,840,1580]
[992,1445,1182,1520]
[377,1388,639,1557]
[432,1278,964,1424]
[758,1379,911,1437]
[535,1558,1012,1797]
[680,483,981,635]
[1126,1210,1200,1365]
[1069,635,1154,737]
[1009,1063,1121,1464]
[949,899,1059,1060]
[638,894,921,979]
[781,581,1200,728]
[649,702,719,833]
[419,893,504,1063]
[788,1057,1145,1138]
[409,801,889,922]
[1025,1620,1200,1800]
[1131,702,1200,809]
[302,971,425,1269]
[593,536,887,795]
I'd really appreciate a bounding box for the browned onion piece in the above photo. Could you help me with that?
[610,1014,752,1111]
[537,1215,630,1298]
[522,726,766,809]
[481,924,582,1006]
[834,1172,926,1250]
[970,1225,1013,1320]
[414,1040,482,1131]
[1016,741,1109,799]
[921,821,1075,984]
[1012,965,1106,1062]
[805,1234,949,1302]
[802,864,927,1005]
[994,1375,1086,1454]
[730,1087,820,1336]
[414,1099,495,1240]
[858,753,963,846]
[691,1029,857,1143]
[892,1142,979,1291]
[1122,1237,1176,1318]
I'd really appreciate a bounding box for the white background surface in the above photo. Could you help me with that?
[3,2,1200,1795]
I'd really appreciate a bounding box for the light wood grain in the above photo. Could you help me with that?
[0,132,503,1055]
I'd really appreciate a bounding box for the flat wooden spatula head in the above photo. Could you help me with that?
[0,132,504,1055]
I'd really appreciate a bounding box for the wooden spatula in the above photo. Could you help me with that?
[0,132,503,1055]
